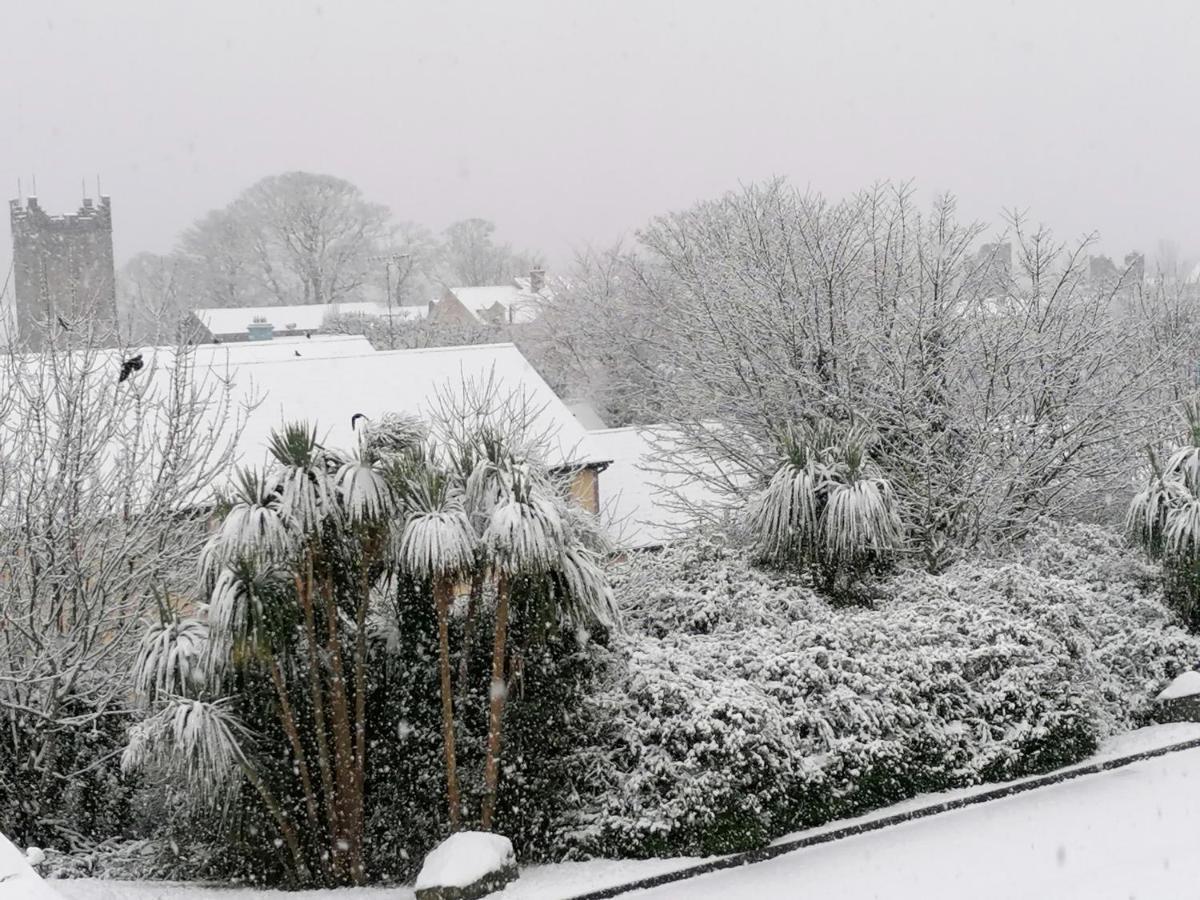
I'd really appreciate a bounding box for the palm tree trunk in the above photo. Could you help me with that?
[321,573,361,884]
[480,572,510,831]
[435,577,463,828]
[242,761,310,887]
[351,556,372,881]
[456,569,484,709]
[267,657,322,838]
[295,560,341,880]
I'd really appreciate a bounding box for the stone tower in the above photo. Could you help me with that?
[9,195,118,348]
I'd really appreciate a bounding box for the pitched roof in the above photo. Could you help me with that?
[193,301,425,338]
[445,284,547,324]
[584,426,723,549]
[216,342,597,472]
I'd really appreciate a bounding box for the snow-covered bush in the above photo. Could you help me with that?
[563,522,1200,857]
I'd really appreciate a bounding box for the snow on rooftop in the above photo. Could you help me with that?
[1157,670,1200,701]
[219,342,596,473]
[194,301,424,337]
[586,426,723,549]
[446,284,547,324]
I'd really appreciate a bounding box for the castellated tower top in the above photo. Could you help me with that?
[9,193,118,348]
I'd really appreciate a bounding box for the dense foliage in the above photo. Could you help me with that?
[562,522,1199,858]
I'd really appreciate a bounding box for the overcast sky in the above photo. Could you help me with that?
[2,0,1197,281]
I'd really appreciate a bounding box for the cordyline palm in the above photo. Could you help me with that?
[1129,401,1200,628]
[747,420,901,592]
[396,463,476,829]
[477,466,563,829]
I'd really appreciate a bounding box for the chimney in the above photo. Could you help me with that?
[529,267,545,293]
[247,317,275,341]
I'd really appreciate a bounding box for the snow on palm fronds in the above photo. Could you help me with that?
[268,421,331,533]
[554,543,619,629]
[1127,448,1180,559]
[485,473,565,575]
[132,615,208,703]
[1166,492,1200,559]
[747,458,822,564]
[362,412,426,460]
[821,442,901,564]
[745,419,900,590]
[201,467,292,577]
[122,697,252,804]
[336,450,394,525]
[397,469,476,579]
[206,559,293,656]
[1128,399,1200,630]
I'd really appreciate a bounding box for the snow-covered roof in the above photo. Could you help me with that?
[445,284,547,324]
[585,426,723,549]
[1157,670,1200,701]
[192,334,376,365]
[219,342,597,473]
[193,301,425,338]
[568,400,609,431]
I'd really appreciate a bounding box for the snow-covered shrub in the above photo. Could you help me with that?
[563,522,1200,858]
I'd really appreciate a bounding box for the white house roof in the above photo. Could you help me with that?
[446,285,547,324]
[194,302,424,338]
[192,334,376,365]
[584,426,723,549]
[0,341,596,507]
[212,342,597,473]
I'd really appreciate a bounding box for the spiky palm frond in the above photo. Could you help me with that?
[1166,490,1200,561]
[201,468,293,577]
[747,461,824,563]
[1127,474,1181,559]
[485,484,564,575]
[554,544,619,629]
[398,490,476,579]
[335,453,394,524]
[207,559,294,655]
[1166,445,1200,493]
[821,476,901,561]
[123,698,252,803]
[268,422,332,533]
[267,421,322,469]
[363,413,427,460]
[132,616,209,702]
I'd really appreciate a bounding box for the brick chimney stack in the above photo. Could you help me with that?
[529,267,545,293]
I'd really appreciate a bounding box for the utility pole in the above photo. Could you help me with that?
[369,253,411,349]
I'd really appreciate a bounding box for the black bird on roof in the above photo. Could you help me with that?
[294,350,301,357]
[305,331,312,339]
[118,353,144,383]
[351,413,369,431]
[213,337,222,344]
[56,315,71,331]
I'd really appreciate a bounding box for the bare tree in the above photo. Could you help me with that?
[235,172,392,305]
[117,251,202,344]
[535,180,1184,564]
[0,326,247,849]
[435,218,541,288]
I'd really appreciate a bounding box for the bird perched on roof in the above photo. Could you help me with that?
[351,413,369,431]
[294,350,301,357]
[118,353,144,383]
[305,331,312,339]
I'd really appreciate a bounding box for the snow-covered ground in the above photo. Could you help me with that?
[633,727,1200,900]
[47,725,1200,900]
